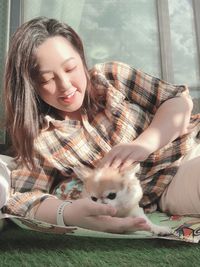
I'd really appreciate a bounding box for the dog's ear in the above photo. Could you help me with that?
[73,166,93,182]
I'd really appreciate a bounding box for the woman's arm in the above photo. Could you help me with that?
[6,151,151,233]
[99,95,193,170]
[34,197,150,233]
[134,94,193,153]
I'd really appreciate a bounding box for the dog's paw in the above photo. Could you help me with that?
[150,225,172,236]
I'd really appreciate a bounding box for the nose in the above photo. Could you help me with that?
[57,73,72,92]
[100,198,107,204]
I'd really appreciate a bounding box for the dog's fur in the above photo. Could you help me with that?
[74,165,171,235]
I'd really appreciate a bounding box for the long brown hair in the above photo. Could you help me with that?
[4,17,91,168]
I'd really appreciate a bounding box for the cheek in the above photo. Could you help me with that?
[38,84,56,100]
[74,65,87,90]
[81,75,87,92]
[74,74,87,92]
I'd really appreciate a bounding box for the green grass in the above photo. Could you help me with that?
[0,221,199,267]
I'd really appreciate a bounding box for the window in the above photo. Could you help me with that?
[169,0,200,97]
[0,0,200,148]
[23,0,161,76]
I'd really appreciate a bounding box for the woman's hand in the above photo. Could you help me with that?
[98,95,193,171]
[98,142,152,171]
[63,198,150,234]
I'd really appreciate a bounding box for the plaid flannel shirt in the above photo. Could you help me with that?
[5,61,200,217]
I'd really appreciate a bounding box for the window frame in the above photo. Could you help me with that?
[0,0,22,153]
[193,0,200,81]
[156,0,174,83]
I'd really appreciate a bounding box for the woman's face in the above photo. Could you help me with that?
[35,36,87,119]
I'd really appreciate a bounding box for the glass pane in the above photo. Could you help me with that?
[0,0,9,145]
[23,0,161,77]
[168,0,200,99]
[79,0,160,77]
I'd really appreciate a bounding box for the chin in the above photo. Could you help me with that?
[61,102,83,112]
[69,101,84,112]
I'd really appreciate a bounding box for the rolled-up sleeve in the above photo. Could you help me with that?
[97,61,190,114]
[4,157,57,217]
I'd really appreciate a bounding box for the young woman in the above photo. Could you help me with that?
[3,17,200,233]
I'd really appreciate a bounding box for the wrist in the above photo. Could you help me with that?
[134,128,161,154]
[56,200,73,227]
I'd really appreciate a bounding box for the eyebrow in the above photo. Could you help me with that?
[39,57,75,74]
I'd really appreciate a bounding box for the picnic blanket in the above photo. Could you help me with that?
[1,211,200,243]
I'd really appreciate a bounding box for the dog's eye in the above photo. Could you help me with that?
[91,196,98,202]
[107,193,116,200]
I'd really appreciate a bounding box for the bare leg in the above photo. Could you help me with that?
[159,143,200,216]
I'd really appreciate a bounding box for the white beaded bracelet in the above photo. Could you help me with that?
[56,201,72,227]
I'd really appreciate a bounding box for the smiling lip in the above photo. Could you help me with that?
[60,90,77,103]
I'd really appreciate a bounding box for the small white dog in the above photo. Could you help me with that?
[74,164,172,235]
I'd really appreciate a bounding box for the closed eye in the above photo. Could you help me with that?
[107,193,117,200]
[40,77,54,85]
[91,196,98,202]
[65,66,77,73]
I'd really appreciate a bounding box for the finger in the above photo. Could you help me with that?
[98,157,111,168]
[98,161,110,169]
[86,200,117,217]
[120,217,151,232]
[110,158,122,169]
[119,160,134,171]
[98,151,118,168]
[96,216,150,234]
[110,151,132,169]
[119,156,140,171]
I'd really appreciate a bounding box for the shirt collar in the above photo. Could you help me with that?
[41,113,82,131]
